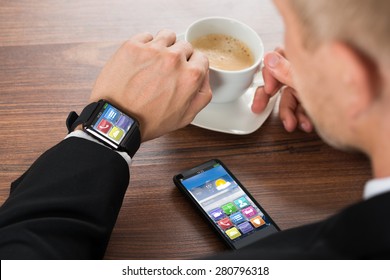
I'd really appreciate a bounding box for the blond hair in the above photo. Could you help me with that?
[290,0,390,63]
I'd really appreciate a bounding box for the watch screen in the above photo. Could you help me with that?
[90,102,134,145]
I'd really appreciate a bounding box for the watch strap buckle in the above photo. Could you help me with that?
[66,111,80,133]
[66,102,100,133]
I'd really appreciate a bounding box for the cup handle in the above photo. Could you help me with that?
[250,59,265,88]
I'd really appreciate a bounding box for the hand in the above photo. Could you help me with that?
[251,49,313,133]
[90,29,212,142]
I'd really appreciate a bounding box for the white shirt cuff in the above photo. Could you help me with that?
[363,177,390,200]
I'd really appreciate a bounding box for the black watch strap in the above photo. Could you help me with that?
[122,125,141,158]
[66,102,99,133]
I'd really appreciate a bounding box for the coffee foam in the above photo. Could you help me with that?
[191,34,254,71]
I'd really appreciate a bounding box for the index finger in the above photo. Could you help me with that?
[150,29,176,47]
[129,32,154,44]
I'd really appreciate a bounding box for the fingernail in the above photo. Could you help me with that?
[300,122,310,132]
[267,53,280,68]
[282,120,288,129]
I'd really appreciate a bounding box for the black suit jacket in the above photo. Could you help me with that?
[0,138,389,259]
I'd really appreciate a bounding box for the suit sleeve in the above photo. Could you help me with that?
[0,137,130,259]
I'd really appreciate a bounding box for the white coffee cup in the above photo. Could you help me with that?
[185,17,264,103]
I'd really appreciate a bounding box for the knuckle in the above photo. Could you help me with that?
[205,89,213,102]
[138,31,153,38]
[123,39,136,50]
[166,49,182,64]
[122,39,144,54]
[182,41,194,52]
[158,28,173,35]
[198,51,209,66]
[156,28,176,40]
[187,65,205,82]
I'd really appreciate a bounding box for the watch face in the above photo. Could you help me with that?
[88,102,134,146]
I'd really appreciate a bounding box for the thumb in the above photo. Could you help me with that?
[263,52,294,88]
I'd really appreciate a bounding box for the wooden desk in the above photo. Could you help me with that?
[0,0,370,259]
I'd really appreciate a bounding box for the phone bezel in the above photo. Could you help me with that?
[173,159,280,250]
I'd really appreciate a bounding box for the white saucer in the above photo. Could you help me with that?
[177,33,279,135]
[192,79,279,135]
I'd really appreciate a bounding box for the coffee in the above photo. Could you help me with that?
[191,34,255,71]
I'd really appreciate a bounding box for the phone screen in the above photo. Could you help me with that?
[175,160,279,249]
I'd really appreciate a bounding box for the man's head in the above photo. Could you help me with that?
[274,0,390,176]
[289,0,390,63]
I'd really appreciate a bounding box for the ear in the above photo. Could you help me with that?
[330,42,381,120]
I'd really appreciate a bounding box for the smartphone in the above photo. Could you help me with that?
[173,159,280,250]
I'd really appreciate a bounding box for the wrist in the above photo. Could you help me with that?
[73,124,83,131]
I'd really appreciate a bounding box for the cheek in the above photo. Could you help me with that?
[283,27,344,125]
[292,60,336,128]
[289,58,318,109]
[297,63,349,146]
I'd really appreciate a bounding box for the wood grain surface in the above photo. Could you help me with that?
[0,0,371,259]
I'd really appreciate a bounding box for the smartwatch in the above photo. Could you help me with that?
[66,100,141,158]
